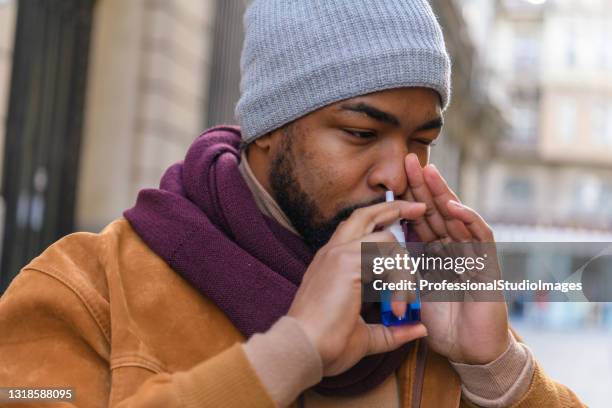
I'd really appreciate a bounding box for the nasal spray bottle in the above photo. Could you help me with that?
[380,191,421,326]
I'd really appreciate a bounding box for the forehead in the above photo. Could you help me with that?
[323,87,442,122]
[341,87,439,110]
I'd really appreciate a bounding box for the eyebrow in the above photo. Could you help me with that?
[415,117,444,132]
[339,102,444,131]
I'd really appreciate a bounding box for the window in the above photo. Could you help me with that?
[558,98,577,144]
[604,27,612,70]
[514,33,539,74]
[504,177,533,203]
[601,184,612,216]
[565,26,577,68]
[591,102,612,147]
[573,178,601,214]
[513,104,538,142]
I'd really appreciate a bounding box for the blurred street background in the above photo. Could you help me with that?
[0,0,611,405]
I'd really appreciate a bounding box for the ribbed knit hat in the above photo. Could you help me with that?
[235,0,451,144]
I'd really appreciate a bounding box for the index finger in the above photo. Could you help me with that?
[404,153,450,239]
[423,164,471,240]
[330,201,426,245]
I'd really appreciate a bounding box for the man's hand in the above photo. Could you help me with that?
[287,201,428,376]
[402,153,510,365]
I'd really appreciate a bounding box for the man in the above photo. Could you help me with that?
[0,0,583,407]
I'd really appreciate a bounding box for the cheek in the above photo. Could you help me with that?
[302,152,362,198]
[295,138,367,215]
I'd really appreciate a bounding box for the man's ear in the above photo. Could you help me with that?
[245,131,276,166]
[246,130,282,193]
[253,131,275,151]
[252,128,286,156]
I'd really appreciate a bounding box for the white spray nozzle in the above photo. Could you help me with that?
[385,190,395,202]
[385,190,405,244]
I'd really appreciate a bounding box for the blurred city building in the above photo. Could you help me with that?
[428,0,506,201]
[460,2,612,403]
[1,0,95,288]
[76,0,215,233]
[0,0,16,278]
[0,0,218,288]
[461,0,612,241]
[460,0,612,323]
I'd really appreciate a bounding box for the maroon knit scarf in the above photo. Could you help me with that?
[124,126,413,396]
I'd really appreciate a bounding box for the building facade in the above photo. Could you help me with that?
[0,0,16,267]
[0,0,218,288]
[462,0,612,240]
[429,0,506,206]
[76,0,217,232]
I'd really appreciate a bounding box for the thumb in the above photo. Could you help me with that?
[366,323,428,355]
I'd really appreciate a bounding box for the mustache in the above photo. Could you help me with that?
[304,195,389,251]
[328,195,388,226]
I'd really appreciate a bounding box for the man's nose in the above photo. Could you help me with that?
[367,152,409,197]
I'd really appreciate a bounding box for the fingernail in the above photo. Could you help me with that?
[449,200,463,208]
[392,301,407,319]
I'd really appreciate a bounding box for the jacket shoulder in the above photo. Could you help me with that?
[23,217,138,302]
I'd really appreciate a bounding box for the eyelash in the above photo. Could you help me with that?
[343,129,437,147]
[416,140,437,147]
[344,129,377,139]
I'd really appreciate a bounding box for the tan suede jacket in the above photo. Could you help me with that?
[0,218,584,407]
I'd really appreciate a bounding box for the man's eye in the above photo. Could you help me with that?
[415,139,437,147]
[344,129,377,139]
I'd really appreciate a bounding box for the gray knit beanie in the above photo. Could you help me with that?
[235,0,451,144]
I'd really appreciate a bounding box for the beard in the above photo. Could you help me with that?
[269,126,385,251]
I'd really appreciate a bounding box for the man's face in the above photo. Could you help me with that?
[260,87,443,250]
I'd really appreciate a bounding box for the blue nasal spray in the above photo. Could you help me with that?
[380,191,421,326]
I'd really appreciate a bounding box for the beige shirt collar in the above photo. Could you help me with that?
[238,150,300,237]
